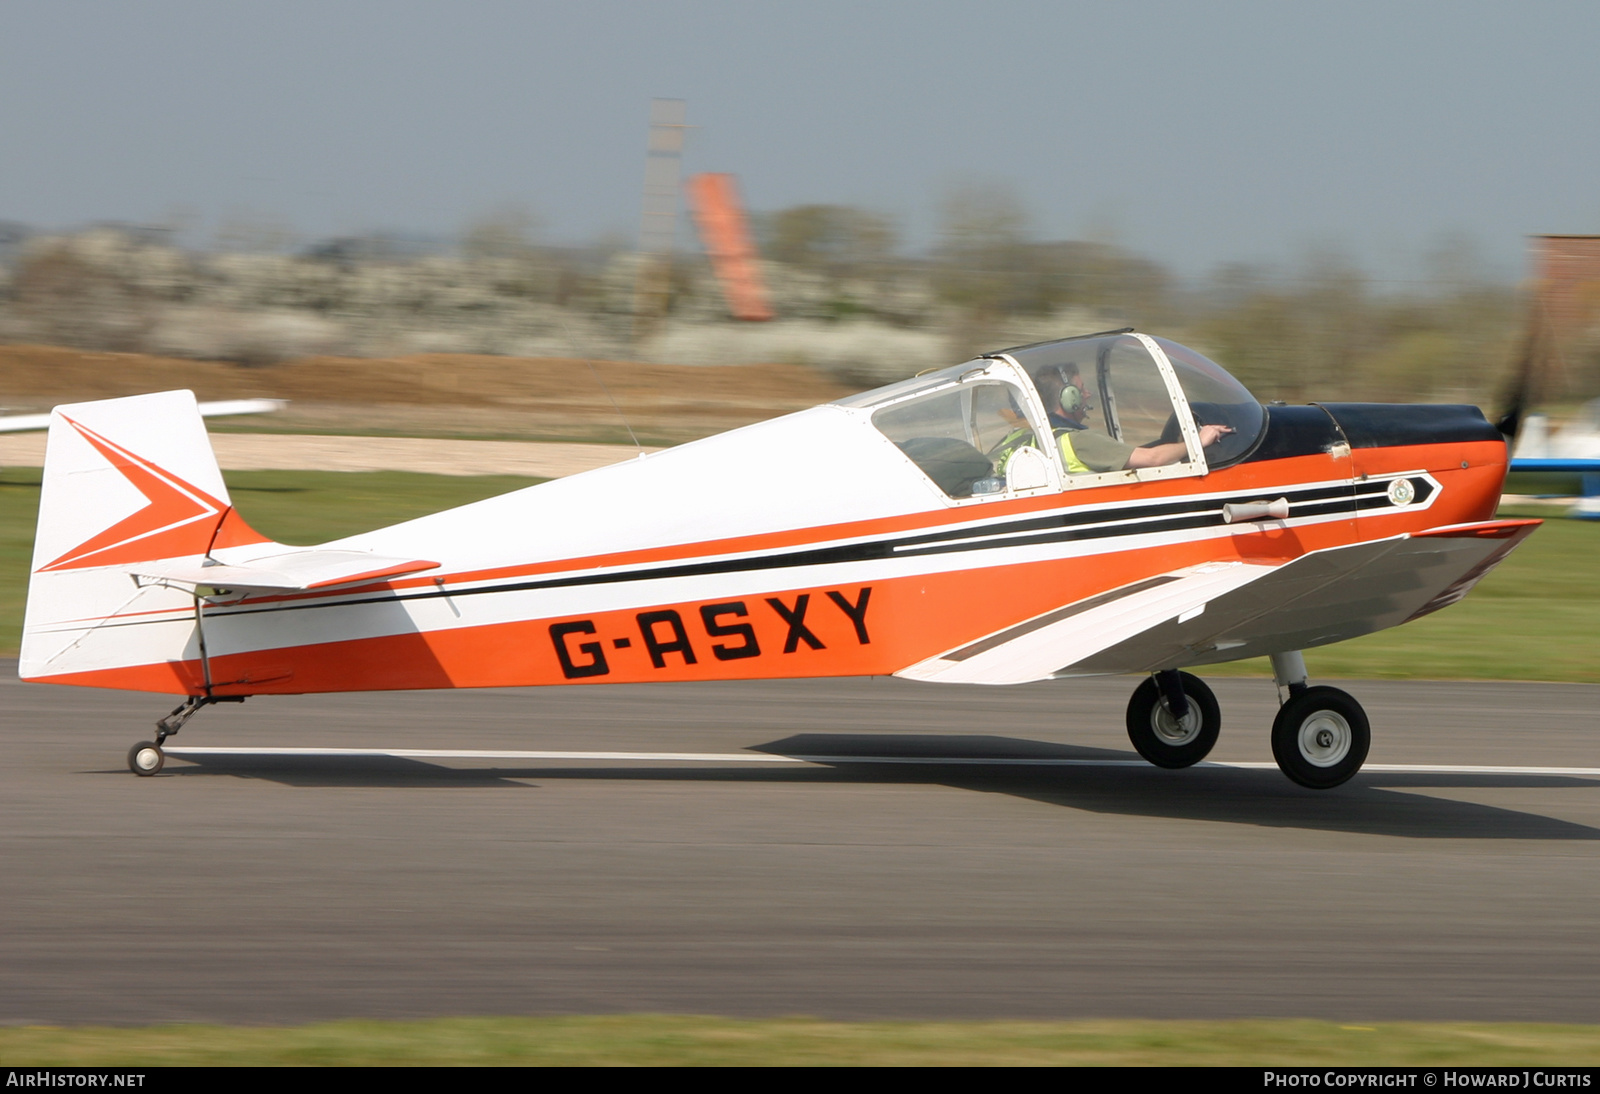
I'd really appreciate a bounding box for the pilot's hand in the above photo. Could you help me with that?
[1199,423,1235,447]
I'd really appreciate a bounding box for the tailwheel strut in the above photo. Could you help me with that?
[128,694,247,777]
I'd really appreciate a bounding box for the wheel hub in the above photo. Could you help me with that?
[1151,700,1202,746]
[1298,711,1352,767]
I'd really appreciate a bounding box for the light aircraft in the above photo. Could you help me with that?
[1509,401,1600,518]
[18,330,1535,788]
[1,398,285,434]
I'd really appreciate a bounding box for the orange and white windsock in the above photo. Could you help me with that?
[686,172,774,322]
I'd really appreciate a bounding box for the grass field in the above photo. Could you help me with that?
[3,1016,1599,1066]
[2,467,1595,680]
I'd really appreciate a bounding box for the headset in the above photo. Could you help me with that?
[1057,382,1084,414]
[1050,364,1088,416]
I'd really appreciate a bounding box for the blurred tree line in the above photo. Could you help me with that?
[0,190,1545,408]
[749,186,1527,405]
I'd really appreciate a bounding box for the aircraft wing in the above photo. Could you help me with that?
[898,520,1537,684]
[0,398,285,434]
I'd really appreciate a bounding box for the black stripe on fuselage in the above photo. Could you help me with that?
[187,475,1415,625]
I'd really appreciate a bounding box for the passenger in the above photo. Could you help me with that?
[1030,364,1233,473]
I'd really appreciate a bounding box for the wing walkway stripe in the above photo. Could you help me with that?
[160,747,1600,777]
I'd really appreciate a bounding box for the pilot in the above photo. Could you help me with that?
[992,364,1233,476]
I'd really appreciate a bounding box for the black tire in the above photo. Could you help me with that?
[1270,686,1370,789]
[128,741,164,776]
[1125,672,1221,768]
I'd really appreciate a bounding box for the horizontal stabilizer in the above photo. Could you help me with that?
[128,550,440,591]
[21,390,433,684]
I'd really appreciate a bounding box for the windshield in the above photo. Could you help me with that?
[1151,337,1266,467]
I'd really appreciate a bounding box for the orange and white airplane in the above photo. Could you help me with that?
[19,330,1535,788]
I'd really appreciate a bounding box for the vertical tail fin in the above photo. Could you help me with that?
[21,390,269,688]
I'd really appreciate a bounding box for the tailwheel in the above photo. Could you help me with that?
[1125,671,1220,768]
[127,693,246,775]
[1270,686,1370,789]
[128,741,164,776]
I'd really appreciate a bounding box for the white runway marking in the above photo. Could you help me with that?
[159,747,1600,777]
[165,747,807,763]
[1218,762,1600,777]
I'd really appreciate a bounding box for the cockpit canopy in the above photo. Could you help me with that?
[1003,332,1266,468]
[838,331,1266,500]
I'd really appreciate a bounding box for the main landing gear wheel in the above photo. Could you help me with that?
[128,741,164,776]
[1125,672,1220,768]
[1270,686,1370,789]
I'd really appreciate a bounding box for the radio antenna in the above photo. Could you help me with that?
[561,319,643,456]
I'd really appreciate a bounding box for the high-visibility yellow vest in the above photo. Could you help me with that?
[1054,430,1091,475]
[993,427,1091,476]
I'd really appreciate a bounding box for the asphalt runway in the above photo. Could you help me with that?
[3,663,1599,1025]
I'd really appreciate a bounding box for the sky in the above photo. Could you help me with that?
[2,1,1597,283]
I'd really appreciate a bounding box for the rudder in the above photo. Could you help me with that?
[21,390,269,688]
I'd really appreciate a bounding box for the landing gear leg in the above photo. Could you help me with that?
[126,694,246,776]
[1269,651,1308,701]
[1267,652,1369,789]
